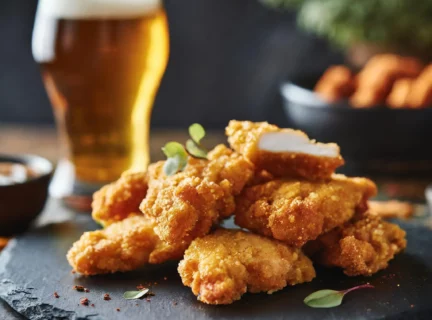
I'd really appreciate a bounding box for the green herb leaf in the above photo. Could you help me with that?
[162,142,187,158]
[304,284,374,308]
[162,142,188,176]
[188,123,206,144]
[304,289,344,308]
[163,154,187,176]
[186,139,208,159]
[123,288,150,300]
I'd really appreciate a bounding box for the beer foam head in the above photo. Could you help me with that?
[37,0,161,19]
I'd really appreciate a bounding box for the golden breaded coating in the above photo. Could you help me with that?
[350,54,423,108]
[386,78,414,108]
[235,174,377,247]
[92,171,148,226]
[314,65,355,102]
[67,215,187,275]
[178,229,315,305]
[304,213,406,276]
[226,121,344,180]
[140,145,254,246]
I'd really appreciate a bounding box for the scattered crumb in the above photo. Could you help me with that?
[368,200,414,220]
[71,270,76,274]
[116,308,120,312]
[73,285,85,292]
[84,288,90,293]
[136,284,146,290]
[146,298,151,302]
[80,298,89,306]
[54,292,59,298]
[173,301,178,306]
[91,304,95,307]
[104,293,111,301]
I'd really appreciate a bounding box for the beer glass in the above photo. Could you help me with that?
[32,0,169,206]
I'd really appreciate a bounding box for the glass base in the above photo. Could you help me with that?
[49,159,105,212]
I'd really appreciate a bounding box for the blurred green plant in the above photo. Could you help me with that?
[261,0,432,54]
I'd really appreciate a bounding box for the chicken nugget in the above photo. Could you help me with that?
[178,229,315,305]
[226,121,344,180]
[407,64,432,108]
[235,174,377,247]
[67,215,187,275]
[304,213,406,276]
[140,145,254,245]
[92,171,148,226]
[314,65,355,102]
[386,78,414,108]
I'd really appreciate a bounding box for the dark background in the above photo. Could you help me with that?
[0,0,342,129]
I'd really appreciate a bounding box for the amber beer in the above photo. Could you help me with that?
[32,0,169,190]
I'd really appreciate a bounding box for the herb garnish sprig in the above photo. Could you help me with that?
[304,284,374,308]
[162,124,208,176]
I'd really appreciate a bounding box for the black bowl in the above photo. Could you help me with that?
[280,77,432,178]
[0,154,53,236]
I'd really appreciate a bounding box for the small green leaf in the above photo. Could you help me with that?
[163,154,187,176]
[123,288,150,300]
[188,123,206,144]
[186,139,208,159]
[304,284,374,308]
[304,289,344,308]
[162,142,187,158]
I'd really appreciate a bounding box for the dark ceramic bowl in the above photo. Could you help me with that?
[0,154,53,236]
[280,77,432,178]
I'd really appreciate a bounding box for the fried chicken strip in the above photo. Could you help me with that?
[304,213,406,276]
[140,145,254,245]
[92,171,148,226]
[178,229,315,305]
[235,174,377,247]
[67,215,187,275]
[226,121,344,180]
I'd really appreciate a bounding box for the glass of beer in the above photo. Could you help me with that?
[32,0,169,207]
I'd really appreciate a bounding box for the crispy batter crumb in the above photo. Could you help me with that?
[116,308,120,312]
[104,293,111,301]
[91,304,95,307]
[136,284,145,290]
[80,298,89,306]
[84,288,90,293]
[71,270,76,274]
[73,285,85,292]
[54,292,59,298]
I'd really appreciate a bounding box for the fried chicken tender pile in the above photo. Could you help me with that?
[235,174,377,247]
[226,121,344,180]
[66,120,408,305]
[304,213,407,276]
[92,171,148,226]
[178,229,316,305]
[140,144,254,246]
[67,215,187,275]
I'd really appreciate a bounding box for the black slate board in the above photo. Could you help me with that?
[1,215,432,320]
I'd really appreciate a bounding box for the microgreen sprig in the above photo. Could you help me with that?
[162,123,208,176]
